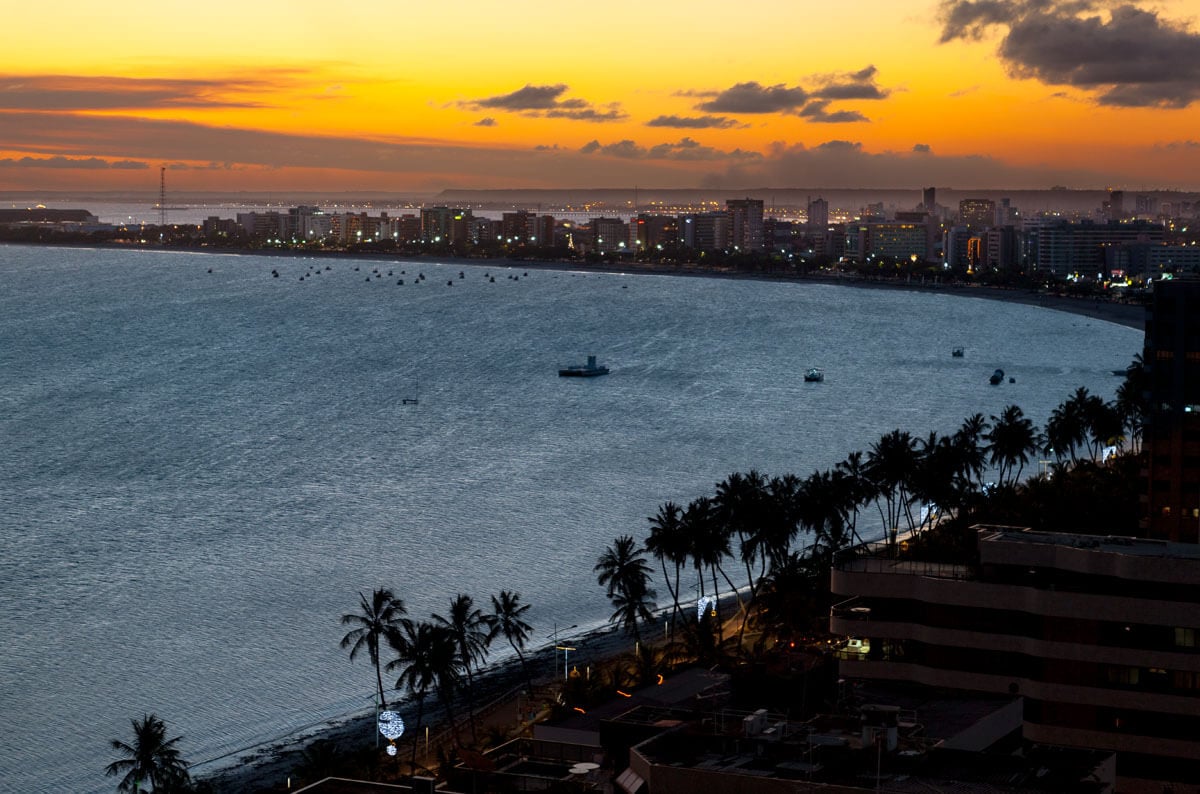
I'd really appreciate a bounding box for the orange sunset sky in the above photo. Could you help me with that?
[2,0,1199,194]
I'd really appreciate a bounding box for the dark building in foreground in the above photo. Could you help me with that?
[830,527,1200,790]
[1143,278,1200,543]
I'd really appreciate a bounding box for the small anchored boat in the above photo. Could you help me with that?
[804,367,824,383]
[559,355,609,377]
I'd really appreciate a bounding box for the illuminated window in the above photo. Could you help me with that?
[1175,627,1196,647]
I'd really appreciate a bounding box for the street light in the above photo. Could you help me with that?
[547,623,578,680]
[556,644,576,679]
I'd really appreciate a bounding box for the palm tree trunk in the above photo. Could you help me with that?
[463,664,478,745]
[510,641,534,697]
[409,695,427,771]
[436,684,460,748]
[658,557,680,637]
[375,659,388,709]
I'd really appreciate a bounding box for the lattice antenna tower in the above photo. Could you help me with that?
[159,166,167,227]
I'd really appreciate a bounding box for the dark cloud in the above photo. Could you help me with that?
[708,138,1116,190]
[697,82,809,113]
[466,84,625,122]
[545,105,625,122]
[913,143,933,153]
[475,84,576,110]
[579,137,761,162]
[811,65,890,100]
[474,117,497,127]
[0,74,275,110]
[645,114,740,129]
[938,1,1200,107]
[1156,140,1200,150]
[0,110,712,187]
[0,155,148,169]
[799,101,869,123]
[695,66,889,120]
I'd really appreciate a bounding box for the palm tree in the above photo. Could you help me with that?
[798,469,851,561]
[1115,354,1148,453]
[867,429,919,544]
[986,404,1038,486]
[487,590,535,696]
[644,501,690,636]
[1046,391,1088,464]
[762,474,802,576]
[340,588,408,708]
[388,620,462,768]
[834,451,875,548]
[714,470,769,604]
[105,714,191,792]
[595,535,657,646]
[955,413,990,490]
[432,594,493,744]
[681,497,742,645]
[605,576,657,647]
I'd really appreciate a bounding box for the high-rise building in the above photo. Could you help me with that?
[830,526,1200,789]
[680,212,730,252]
[958,198,995,230]
[847,222,930,263]
[726,198,764,251]
[807,197,829,230]
[419,206,472,244]
[590,217,630,253]
[1142,278,1200,543]
[1032,219,1164,278]
[923,187,936,214]
[1106,190,1126,222]
[634,214,678,251]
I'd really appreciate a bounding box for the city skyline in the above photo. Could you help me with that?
[2,0,1200,193]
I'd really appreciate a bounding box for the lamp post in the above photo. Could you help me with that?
[555,645,576,679]
[548,623,577,679]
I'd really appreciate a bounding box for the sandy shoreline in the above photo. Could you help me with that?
[7,241,1147,333]
[194,244,1149,332]
[193,619,657,791]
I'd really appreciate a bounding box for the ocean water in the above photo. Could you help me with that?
[0,244,1139,793]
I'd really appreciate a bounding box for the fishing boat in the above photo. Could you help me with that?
[804,367,824,382]
[559,355,609,377]
[989,368,1005,385]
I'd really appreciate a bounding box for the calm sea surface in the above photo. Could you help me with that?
[0,243,1139,793]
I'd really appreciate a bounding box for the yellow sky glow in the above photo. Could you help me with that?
[1,0,1198,192]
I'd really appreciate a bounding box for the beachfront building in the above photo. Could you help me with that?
[1027,219,1165,279]
[829,526,1200,790]
[680,212,730,253]
[419,206,473,245]
[634,214,678,252]
[1105,242,1200,280]
[845,221,931,264]
[726,197,765,251]
[590,216,631,254]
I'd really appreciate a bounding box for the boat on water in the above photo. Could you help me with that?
[952,347,965,358]
[559,355,610,377]
[804,367,824,382]
[989,368,1005,385]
